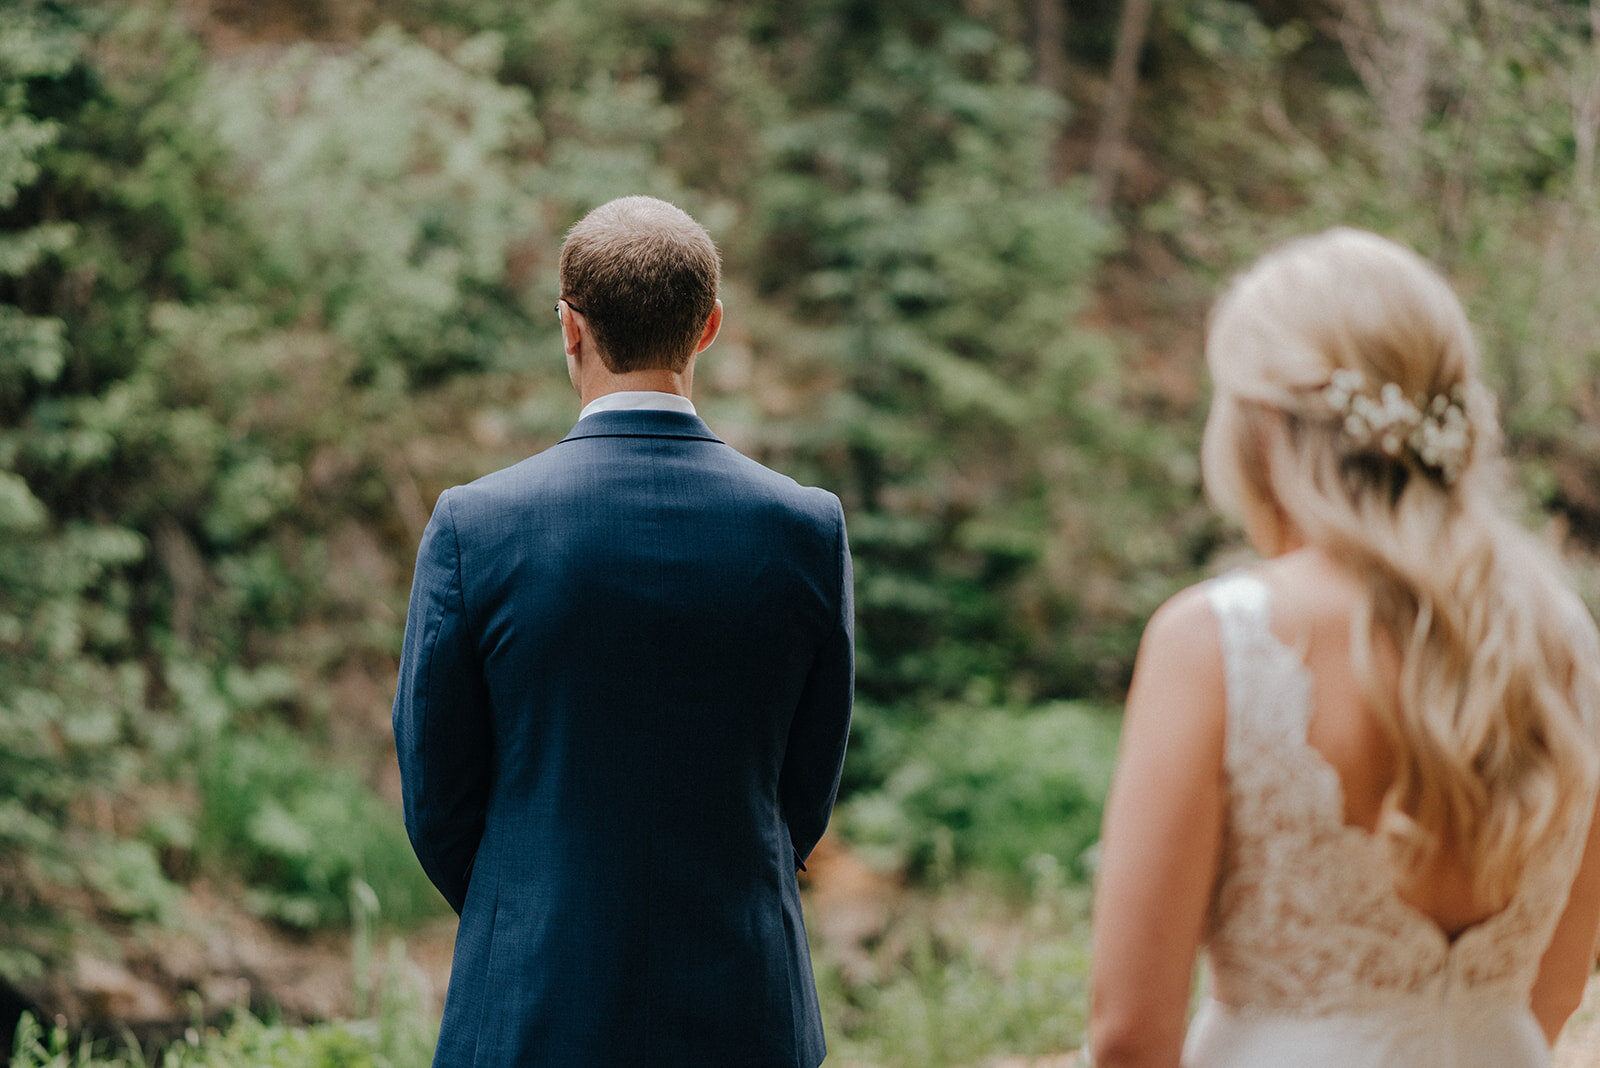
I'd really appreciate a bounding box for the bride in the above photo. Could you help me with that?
[1087,228,1600,1067]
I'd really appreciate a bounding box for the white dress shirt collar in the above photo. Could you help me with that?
[578,390,698,422]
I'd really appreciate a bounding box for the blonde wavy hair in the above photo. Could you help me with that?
[1201,227,1600,903]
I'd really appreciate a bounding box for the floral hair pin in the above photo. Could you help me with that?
[1319,369,1474,485]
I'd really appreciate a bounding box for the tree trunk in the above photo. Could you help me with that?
[1034,0,1066,94]
[1089,0,1153,212]
[1573,0,1600,199]
[1033,0,1069,181]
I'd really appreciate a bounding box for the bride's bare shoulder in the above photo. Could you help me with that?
[1142,579,1222,646]
[1130,581,1227,712]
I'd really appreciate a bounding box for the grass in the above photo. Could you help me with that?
[10,1011,434,1068]
[9,935,435,1068]
[10,869,1093,1068]
[815,866,1092,1067]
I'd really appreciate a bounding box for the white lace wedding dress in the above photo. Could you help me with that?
[1183,573,1594,1067]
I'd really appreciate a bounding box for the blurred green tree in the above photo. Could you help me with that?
[720,3,1203,717]
[0,3,458,983]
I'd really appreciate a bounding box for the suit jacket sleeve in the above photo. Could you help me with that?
[392,489,493,914]
[780,496,855,869]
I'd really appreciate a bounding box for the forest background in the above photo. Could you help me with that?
[4,0,1600,1064]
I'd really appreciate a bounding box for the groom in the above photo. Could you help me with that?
[393,196,854,1067]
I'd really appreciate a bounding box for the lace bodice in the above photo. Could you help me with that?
[1202,572,1594,1017]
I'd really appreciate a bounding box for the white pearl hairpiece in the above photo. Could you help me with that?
[1320,369,1474,485]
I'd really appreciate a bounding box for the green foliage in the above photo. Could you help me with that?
[0,4,165,975]
[0,2,441,975]
[196,727,435,930]
[201,28,545,385]
[843,702,1120,882]
[711,5,1203,706]
[401,0,711,107]
[78,840,180,926]
[1144,0,1600,444]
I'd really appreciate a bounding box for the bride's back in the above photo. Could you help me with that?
[1258,549,1505,940]
[1185,561,1595,1067]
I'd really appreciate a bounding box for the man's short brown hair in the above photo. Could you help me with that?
[558,196,721,373]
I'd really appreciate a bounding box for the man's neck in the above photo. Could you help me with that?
[577,369,690,409]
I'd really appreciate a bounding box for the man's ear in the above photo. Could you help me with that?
[693,300,723,355]
[561,300,584,356]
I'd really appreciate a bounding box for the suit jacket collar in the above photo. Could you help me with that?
[559,408,723,444]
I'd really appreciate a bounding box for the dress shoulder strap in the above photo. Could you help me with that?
[1204,570,1314,768]
[1206,570,1270,637]
[1205,570,1274,679]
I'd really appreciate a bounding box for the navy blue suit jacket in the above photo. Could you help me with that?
[393,409,853,1067]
